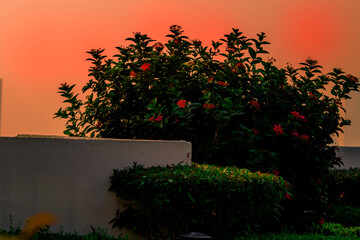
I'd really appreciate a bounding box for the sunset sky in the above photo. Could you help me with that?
[0,0,359,145]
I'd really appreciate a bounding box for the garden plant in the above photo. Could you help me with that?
[55,25,360,232]
[109,163,292,239]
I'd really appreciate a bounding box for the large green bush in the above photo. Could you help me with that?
[55,25,359,227]
[109,163,292,239]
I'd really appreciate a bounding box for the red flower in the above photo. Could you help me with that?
[96,122,102,129]
[300,135,309,141]
[290,111,300,118]
[346,74,359,83]
[308,92,318,100]
[60,82,67,87]
[141,63,151,71]
[130,71,136,78]
[335,99,343,106]
[153,42,164,52]
[273,124,283,135]
[318,217,325,225]
[299,115,307,122]
[285,193,292,200]
[292,131,300,137]
[177,100,187,108]
[203,103,215,110]
[252,128,258,136]
[236,62,245,69]
[226,47,236,53]
[231,67,238,73]
[155,115,163,122]
[272,170,279,176]
[217,81,229,87]
[250,100,260,111]
[148,115,163,122]
[290,111,307,122]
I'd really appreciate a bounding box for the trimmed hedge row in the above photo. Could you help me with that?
[326,205,360,227]
[328,168,360,207]
[327,168,360,227]
[320,222,360,237]
[109,163,292,240]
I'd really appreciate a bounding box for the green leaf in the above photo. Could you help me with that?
[187,191,196,204]
[248,47,256,59]
[63,129,71,136]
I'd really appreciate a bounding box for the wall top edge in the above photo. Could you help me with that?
[338,146,360,149]
[0,134,190,144]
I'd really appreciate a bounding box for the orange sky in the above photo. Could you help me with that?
[1,0,360,145]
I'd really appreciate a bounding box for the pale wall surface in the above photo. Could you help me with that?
[338,147,360,169]
[0,135,191,237]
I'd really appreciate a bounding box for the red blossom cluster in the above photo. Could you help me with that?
[177,100,187,108]
[308,92,318,100]
[334,99,343,106]
[273,124,283,135]
[217,81,229,87]
[130,71,136,78]
[346,74,359,83]
[290,111,307,122]
[250,100,260,111]
[148,115,163,122]
[153,42,164,52]
[231,67,238,73]
[96,122,102,129]
[292,131,309,141]
[299,135,309,141]
[292,131,300,137]
[203,103,215,110]
[285,193,292,200]
[236,62,245,69]
[252,128,258,136]
[226,46,236,53]
[141,63,151,71]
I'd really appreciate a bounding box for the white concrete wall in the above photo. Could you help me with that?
[0,78,2,135]
[338,147,360,169]
[0,135,191,237]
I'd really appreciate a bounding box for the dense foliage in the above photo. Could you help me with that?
[328,168,360,207]
[326,168,360,227]
[55,25,359,227]
[1,227,129,240]
[109,163,292,239]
